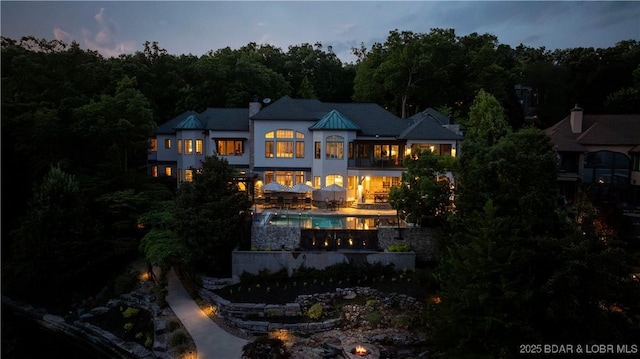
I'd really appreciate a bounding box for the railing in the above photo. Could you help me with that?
[348,158,404,168]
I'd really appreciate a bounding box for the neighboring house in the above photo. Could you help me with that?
[147,95,463,205]
[545,105,640,209]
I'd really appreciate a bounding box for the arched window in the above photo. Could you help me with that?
[265,130,305,158]
[325,135,344,159]
[583,150,630,185]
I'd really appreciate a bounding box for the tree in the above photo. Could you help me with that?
[4,165,101,308]
[430,126,640,357]
[138,201,191,276]
[389,148,452,227]
[455,89,511,216]
[72,75,156,175]
[173,155,252,275]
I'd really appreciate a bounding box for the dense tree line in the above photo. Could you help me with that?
[1,29,638,314]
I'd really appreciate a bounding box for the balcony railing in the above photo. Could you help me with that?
[348,158,404,169]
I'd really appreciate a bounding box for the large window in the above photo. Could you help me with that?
[265,130,305,158]
[412,143,453,156]
[374,144,399,165]
[195,139,203,154]
[326,135,344,159]
[185,139,193,154]
[583,150,630,185]
[150,138,157,152]
[218,140,244,156]
[326,174,344,187]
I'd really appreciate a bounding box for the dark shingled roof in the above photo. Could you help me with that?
[545,114,640,152]
[309,110,361,131]
[401,109,464,140]
[251,95,325,121]
[199,108,249,131]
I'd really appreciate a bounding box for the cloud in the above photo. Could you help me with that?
[82,7,135,57]
[53,28,72,43]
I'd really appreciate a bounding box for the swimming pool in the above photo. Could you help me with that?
[262,213,399,229]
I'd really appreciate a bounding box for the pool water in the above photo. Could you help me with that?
[264,213,397,229]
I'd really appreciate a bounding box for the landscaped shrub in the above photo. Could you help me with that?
[388,243,411,252]
[306,303,323,319]
[364,311,382,327]
[242,336,291,359]
[166,319,181,332]
[170,330,189,346]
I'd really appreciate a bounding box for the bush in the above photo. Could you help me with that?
[170,330,189,346]
[166,319,181,332]
[364,311,382,327]
[242,336,291,359]
[306,303,323,319]
[388,243,411,252]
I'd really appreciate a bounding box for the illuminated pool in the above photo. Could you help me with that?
[262,213,400,229]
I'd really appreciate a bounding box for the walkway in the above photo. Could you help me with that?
[165,269,249,359]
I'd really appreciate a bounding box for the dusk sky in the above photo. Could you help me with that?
[2,1,639,63]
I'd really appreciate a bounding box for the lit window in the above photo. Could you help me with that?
[151,165,158,177]
[217,140,244,156]
[277,141,294,158]
[195,139,203,154]
[326,135,344,159]
[165,167,172,176]
[164,139,171,149]
[265,141,274,158]
[265,130,305,158]
[177,139,182,154]
[185,169,194,182]
[296,141,305,158]
[326,174,344,187]
[150,138,158,152]
[295,171,305,185]
[275,171,294,187]
[314,176,321,188]
[185,139,193,154]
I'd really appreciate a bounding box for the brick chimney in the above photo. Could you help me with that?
[570,104,583,133]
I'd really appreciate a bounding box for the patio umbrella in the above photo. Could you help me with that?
[262,182,288,192]
[288,183,316,193]
[321,183,346,201]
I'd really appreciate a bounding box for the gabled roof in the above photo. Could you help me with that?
[400,109,464,140]
[251,95,409,137]
[199,108,249,131]
[175,114,206,130]
[250,95,325,121]
[309,109,361,131]
[545,114,640,152]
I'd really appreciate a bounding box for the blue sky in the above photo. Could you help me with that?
[2,1,639,63]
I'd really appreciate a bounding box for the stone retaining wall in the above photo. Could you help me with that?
[198,289,342,335]
[251,223,438,262]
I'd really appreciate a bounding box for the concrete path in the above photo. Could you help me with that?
[165,269,249,359]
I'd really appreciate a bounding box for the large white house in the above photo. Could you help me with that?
[147,95,463,206]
